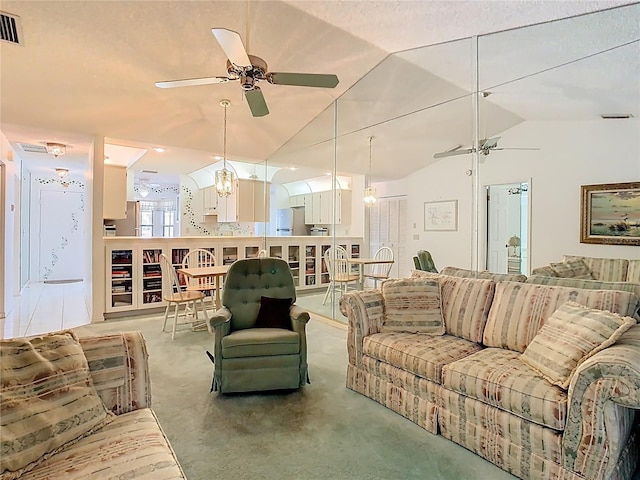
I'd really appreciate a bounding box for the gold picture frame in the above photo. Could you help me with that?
[580,181,640,246]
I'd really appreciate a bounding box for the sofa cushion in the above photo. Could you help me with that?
[483,282,639,353]
[442,348,567,431]
[0,331,114,480]
[441,266,527,283]
[363,332,483,383]
[531,265,558,277]
[550,259,594,279]
[521,301,636,388]
[381,278,445,335]
[627,260,640,283]
[22,408,186,479]
[563,255,629,282]
[221,328,300,358]
[440,276,495,343]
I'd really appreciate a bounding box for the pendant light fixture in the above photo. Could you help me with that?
[363,136,377,206]
[214,99,236,197]
[46,143,66,158]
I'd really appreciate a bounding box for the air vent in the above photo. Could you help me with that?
[140,170,158,174]
[1,11,22,45]
[600,114,633,119]
[19,143,48,154]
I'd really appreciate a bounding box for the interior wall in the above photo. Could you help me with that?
[88,137,105,322]
[0,132,21,318]
[386,154,475,272]
[28,171,86,281]
[477,119,640,268]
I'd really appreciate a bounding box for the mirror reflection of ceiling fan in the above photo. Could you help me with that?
[155,28,339,117]
[433,137,539,159]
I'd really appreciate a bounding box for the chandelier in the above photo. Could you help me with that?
[364,136,377,206]
[214,99,235,197]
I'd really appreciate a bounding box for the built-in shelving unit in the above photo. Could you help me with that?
[110,249,133,309]
[104,236,362,316]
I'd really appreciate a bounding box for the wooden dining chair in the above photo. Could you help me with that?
[182,248,218,308]
[159,254,211,339]
[322,246,359,304]
[363,246,394,289]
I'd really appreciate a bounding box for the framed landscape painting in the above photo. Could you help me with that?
[580,181,640,246]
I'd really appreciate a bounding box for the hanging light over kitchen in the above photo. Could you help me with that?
[214,99,235,197]
[364,136,377,206]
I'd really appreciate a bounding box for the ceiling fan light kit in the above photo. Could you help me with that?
[155,28,339,117]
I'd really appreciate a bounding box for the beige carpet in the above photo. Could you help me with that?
[73,313,568,480]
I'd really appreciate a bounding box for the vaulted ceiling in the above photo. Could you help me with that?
[0,0,635,183]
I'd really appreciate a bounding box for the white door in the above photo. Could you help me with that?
[368,196,408,280]
[486,183,527,274]
[39,190,85,281]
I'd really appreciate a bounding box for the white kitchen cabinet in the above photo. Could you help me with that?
[202,186,218,215]
[103,165,128,219]
[237,179,270,222]
[289,195,305,207]
[216,182,238,222]
[304,190,351,225]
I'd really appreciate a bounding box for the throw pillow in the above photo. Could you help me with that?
[0,331,114,480]
[520,301,636,389]
[381,278,445,335]
[254,296,293,330]
[550,259,594,279]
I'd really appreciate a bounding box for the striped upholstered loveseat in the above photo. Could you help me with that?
[340,274,640,480]
[1,331,185,480]
[532,255,640,283]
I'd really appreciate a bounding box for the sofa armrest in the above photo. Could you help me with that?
[563,325,640,479]
[339,290,384,367]
[78,331,151,415]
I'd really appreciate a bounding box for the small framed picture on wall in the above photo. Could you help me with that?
[424,200,458,232]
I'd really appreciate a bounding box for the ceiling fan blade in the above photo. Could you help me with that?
[493,147,540,151]
[245,88,269,117]
[212,28,251,67]
[433,148,474,159]
[155,76,230,88]
[267,72,339,88]
[480,136,500,149]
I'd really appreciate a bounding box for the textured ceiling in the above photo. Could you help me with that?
[0,0,635,182]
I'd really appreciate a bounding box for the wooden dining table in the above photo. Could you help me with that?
[348,257,394,290]
[176,265,230,309]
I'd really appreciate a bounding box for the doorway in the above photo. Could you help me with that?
[486,182,529,274]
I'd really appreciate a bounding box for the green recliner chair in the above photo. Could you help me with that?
[208,257,310,394]
[412,249,438,273]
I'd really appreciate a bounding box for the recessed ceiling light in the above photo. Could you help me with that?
[214,155,223,160]
[153,147,166,153]
[289,166,297,171]
[324,172,332,176]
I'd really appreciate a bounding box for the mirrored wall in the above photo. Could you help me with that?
[263,4,639,322]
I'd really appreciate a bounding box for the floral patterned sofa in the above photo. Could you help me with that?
[1,331,185,480]
[532,255,640,283]
[340,273,640,480]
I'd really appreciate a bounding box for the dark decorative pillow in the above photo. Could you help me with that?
[255,296,293,330]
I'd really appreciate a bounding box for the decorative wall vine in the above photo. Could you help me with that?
[36,177,85,189]
[134,184,179,196]
[36,175,85,280]
[181,185,212,235]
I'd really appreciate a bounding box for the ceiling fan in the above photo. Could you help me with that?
[155,28,339,117]
[433,137,539,159]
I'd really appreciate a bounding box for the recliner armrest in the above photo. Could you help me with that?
[290,305,310,324]
[210,307,232,328]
